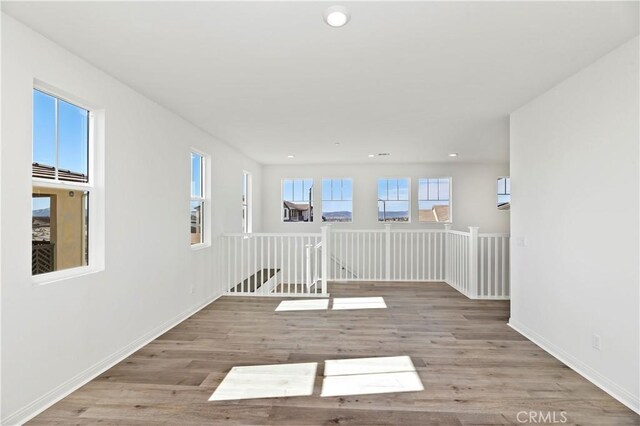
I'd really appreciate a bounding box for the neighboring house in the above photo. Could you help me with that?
[32,163,90,275]
[33,163,88,183]
[419,205,450,222]
[191,204,202,244]
[433,205,449,222]
[283,200,312,222]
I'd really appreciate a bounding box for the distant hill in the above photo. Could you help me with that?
[33,208,51,218]
[323,211,352,219]
[378,211,409,220]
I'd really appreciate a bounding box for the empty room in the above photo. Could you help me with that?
[1,1,638,425]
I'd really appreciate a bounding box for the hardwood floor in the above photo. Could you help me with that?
[29,282,638,425]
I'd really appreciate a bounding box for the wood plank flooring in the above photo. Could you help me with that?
[29,282,639,425]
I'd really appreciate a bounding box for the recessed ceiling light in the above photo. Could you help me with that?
[334,142,341,146]
[324,6,350,28]
[448,153,459,157]
[287,155,295,158]
[368,154,375,158]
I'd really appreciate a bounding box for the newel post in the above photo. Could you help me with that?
[321,225,330,295]
[384,224,392,281]
[468,226,479,298]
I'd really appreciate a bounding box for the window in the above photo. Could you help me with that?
[322,178,353,222]
[242,171,252,233]
[497,177,511,210]
[282,178,313,222]
[418,178,451,222]
[190,152,206,245]
[378,178,410,222]
[32,89,91,276]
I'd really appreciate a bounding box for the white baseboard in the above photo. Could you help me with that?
[509,318,639,414]
[2,293,222,426]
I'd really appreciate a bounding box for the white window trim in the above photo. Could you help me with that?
[321,177,354,223]
[242,170,253,233]
[417,177,453,224]
[281,177,314,223]
[191,149,211,250]
[32,82,105,285]
[377,177,412,223]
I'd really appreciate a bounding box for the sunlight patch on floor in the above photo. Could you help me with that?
[208,362,317,401]
[331,296,387,310]
[324,355,414,376]
[275,299,330,311]
[321,356,423,397]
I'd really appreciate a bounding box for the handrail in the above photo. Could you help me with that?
[448,230,471,236]
[224,232,321,237]
[390,229,448,233]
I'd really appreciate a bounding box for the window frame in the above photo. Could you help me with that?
[31,83,104,285]
[321,177,354,223]
[242,170,252,233]
[281,178,314,223]
[497,176,511,209]
[377,177,411,223]
[417,177,453,223]
[190,150,210,249]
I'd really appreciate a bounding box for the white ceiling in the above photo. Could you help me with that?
[3,1,638,164]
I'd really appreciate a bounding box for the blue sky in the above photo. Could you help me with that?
[191,153,203,197]
[32,196,50,212]
[497,177,511,204]
[378,179,409,213]
[283,179,313,202]
[322,179,352,213]
[33,90,88,174]
[32,90,89,212]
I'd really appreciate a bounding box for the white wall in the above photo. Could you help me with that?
[262,163,510,234]
[0,14,262,423]
[510,37,639,412]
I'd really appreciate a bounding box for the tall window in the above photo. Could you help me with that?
[32,89,91,276]
[418,178,451,222]
[282,178,313,222]
[190,152,206,245]
[378,178,410,222]
[497,177,511,209]
[242,171,252,233]
[322,178,353,222]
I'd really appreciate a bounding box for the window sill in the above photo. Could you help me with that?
[191,243,211,251]
[32,265,104,286]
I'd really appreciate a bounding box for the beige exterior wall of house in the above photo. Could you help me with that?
[33,186,87,270]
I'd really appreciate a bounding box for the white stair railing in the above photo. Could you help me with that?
[221,225,509,300]
[223,232,327,297]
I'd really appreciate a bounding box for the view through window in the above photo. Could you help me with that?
[282,179,313,222]
[242,171,252,233]
[378,178,410,222]
[191,152,206,244]
[32,89,90,276]
[418,178,451,222]
[497,177,511,209]
[322,178,353,222]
